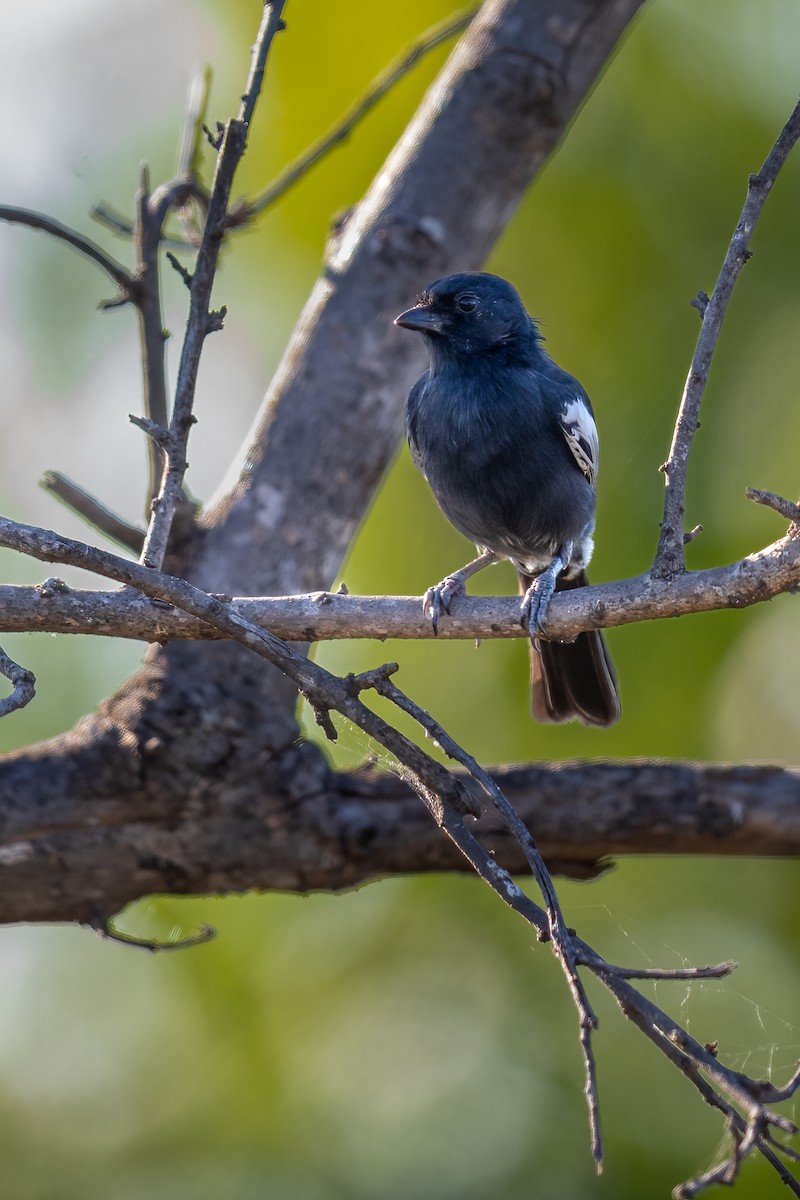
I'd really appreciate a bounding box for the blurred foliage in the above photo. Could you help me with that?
[1,0,800,1197]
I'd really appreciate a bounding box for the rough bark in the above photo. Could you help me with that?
[1,752,797,925]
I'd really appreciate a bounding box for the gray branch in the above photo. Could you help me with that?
[0,518,798,640]
[654,94,800,578]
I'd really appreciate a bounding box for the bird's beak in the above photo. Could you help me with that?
[394,306,445,334]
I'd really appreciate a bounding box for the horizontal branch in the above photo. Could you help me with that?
[0,525,797,641]
[0,753,798,928]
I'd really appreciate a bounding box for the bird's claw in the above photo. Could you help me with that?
[520,572,556,641]
[423,575,466,635]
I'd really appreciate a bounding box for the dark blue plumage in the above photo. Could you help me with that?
[395,272,620,726]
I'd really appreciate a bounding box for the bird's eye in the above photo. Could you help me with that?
[455,292,479,313]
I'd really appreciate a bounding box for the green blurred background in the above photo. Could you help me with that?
[1,1,799,1196]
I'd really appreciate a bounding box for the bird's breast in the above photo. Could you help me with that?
[410,371,595,558]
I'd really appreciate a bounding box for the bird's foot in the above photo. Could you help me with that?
[423,575,467,635]
[520,566,558,641]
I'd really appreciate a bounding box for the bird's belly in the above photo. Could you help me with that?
[424,447,593,565]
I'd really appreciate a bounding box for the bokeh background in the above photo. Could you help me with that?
[1,1,799,1196]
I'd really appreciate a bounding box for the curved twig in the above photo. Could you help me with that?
[0,645,35,718]
[0,205,136,298]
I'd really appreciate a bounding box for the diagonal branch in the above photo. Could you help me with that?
[244,5,478,219]
[654,94,800,579]
[40,471,144,553]
[0,206,136,298]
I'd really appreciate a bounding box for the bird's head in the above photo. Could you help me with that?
[394,272,535,360]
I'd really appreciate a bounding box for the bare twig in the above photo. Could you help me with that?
[654,94,800,578]
[363,667,603,1166]
[97,921,216,953]
[132,163,171,505]
[746,486,800,525]
[176,64,212,185]
[244,6,477,219]
[0,645,35,718]
[91,202,194,252]
[137,1,287,572]
[129,414,170,445]
[166,250,193,289]
[0,205,135,299]
[598,960,736,982]
[40,471,144,553]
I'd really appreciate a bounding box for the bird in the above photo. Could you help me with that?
[394,271,620,727]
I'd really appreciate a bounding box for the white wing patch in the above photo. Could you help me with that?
[560,396,598,487]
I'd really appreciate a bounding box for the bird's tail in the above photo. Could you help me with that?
[519,569,621,727]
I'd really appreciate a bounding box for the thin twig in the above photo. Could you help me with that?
[176,63,212,183]
[132,163,171,505]
[746,486,800,525]
[40,471,144,553]
[361,667,602,1161]
[128,73,214,508]
[91,202,194,252]
[598,960,736,982]
[0,645,35,718]
[654,94,800,578]
[137,1,287,572]
[244,6,477,219]
[0,205,135,297]
[97,920,216,953]
[239,2,286,128]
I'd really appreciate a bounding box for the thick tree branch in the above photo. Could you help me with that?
[0,752,798,924]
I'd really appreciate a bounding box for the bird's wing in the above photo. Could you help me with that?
[405,374,429,476]
[559,394,599,487]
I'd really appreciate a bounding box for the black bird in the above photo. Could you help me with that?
[394,272,620,727]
